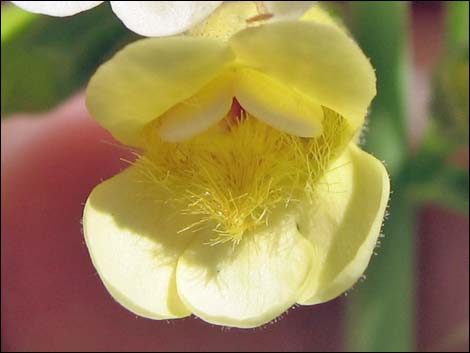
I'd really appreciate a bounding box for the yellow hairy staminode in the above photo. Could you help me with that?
[132,106,352,245]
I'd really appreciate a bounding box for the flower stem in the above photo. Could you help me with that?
[345,2,414,351]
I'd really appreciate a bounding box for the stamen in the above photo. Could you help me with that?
[136,107,352,245]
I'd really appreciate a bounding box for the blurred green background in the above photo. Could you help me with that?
[1,1,468,352]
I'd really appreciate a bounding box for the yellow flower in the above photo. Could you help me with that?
[83,3,389,328]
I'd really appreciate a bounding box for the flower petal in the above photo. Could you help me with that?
[297,144,390,305]
[11,1,103,16]
[176,214,313,328]
[83,165,198,319]
[189,1,258,41]
[159,72,234,142]
[264,1,316,21]
[110,1,222,37]
[234,68,323,137]
[229,19,376,130]
[86,37,234,147]
[301,5,344,28]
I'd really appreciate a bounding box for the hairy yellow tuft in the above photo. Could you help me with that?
[133,107,352,244]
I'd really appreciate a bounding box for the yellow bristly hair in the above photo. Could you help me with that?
[134,107,351,245]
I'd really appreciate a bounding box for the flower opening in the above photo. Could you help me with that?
[133,101,351,245]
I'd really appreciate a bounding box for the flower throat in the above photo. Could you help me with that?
[134,101,352,245]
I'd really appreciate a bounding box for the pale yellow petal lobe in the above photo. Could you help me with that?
[176,212,313,328]
[83,166,197,319]
[230,20,376,130]
[297,144,390,304]
[86,37,235,147]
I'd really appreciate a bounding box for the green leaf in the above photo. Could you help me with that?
[1,3,139,117]
[446,1,469,53]
[1,5,37,42]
